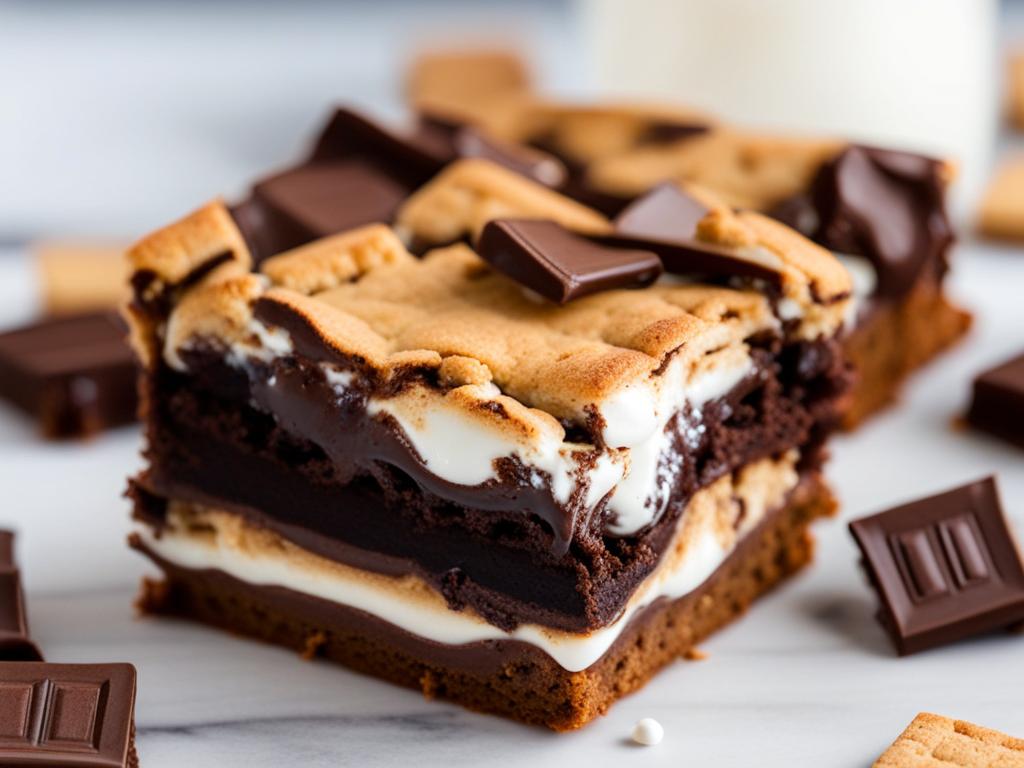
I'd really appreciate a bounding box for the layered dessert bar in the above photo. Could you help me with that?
[124,163,852,729]
[454,100,971,428]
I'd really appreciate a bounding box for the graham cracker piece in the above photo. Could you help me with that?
[875,713,1024,767]
[977,158,1024,241]
[35,241,129,315]
[1008,52,1024,132]
[407,48,531,127]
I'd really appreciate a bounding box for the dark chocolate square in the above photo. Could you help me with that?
[0,663,136,766]
[477,219,662,304]
[849,477,1024,655]
[966,351,1024,450]
[0,312,137,439]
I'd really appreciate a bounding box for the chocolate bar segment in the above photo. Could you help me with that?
[0,662,137,766]
[414,114,568,188]
[966,351,1024,450]
[783,145,953,297]
[0,312,137,439]
[477,218,662,303]
[0,531,42,661]
[613,183,711,242]
[849,477,1024,655]
[234,108,445,262]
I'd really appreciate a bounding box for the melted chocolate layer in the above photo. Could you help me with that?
[137,330,845,632]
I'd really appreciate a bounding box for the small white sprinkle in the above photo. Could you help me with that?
[631,718,664,746]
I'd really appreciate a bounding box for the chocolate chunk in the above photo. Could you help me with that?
[247,162,410,256]
[477,219,662,304]
[0,531,42,661]
[415,114,568,188]
[849,477,1024,655]
[635,120,709,146]
[601,185,783,288]
[0,662,137,766]
[966,351,1024,449]
[0,312,137,439]
[614,183,711,242]
[233,108,447,262]
[309,107,442,184]
[798,145,952,297]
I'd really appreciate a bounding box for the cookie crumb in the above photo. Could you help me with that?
[684,647,708,661]
[631,718,664,746]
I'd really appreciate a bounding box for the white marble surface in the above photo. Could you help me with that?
[0,237,1023,766]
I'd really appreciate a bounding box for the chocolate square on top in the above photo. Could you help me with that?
[477,219,662,304]
[849,477,1024,655]
[234,108,445,262]
[967,351,1024,450]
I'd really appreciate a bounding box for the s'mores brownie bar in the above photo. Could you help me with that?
[472,101,970,429]
[125,157,851,730]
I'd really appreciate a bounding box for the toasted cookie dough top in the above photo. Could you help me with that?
[588,130,845,210]
[128,184,850,434]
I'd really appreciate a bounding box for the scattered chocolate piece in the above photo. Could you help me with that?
[478,219,662,304]
[0,312,137,439]
[602,184,783,287]
[635,120,708,147]
[613,183,711,242]
[0,531,42,661]
[966,351,1024,450]
[849,477,1024,656]
[796,145,952,297]
[246,162,410,257]
[415,114,568,187]
[309,107,442,183]
[234,108,447,262]
[0,662,138,766]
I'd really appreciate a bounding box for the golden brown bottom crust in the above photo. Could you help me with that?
[842,279,971,430]
[135,476,836,731]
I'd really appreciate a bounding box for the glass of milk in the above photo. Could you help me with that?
[579,0,998,216]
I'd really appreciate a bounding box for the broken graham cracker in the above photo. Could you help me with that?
[977,158,1024,241]
[34,241,129,315]
[1009,51,1024,132]
[406,48,532,125]
[875,713,1024,768]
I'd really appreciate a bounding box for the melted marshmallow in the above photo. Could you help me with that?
[603,354,754,535]
[137,516,726,673]
[368,395,625,507]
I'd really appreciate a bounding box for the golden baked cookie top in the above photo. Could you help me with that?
[126,186,850,441]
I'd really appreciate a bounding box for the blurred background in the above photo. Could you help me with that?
[4,0,1024,245]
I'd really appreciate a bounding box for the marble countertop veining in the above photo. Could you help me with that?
[2,239,1024,766]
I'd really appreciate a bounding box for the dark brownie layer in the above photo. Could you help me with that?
[136,326,845,633]
[131,473,835,731]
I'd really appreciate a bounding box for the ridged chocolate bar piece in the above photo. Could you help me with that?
[0,531,42,661]
[0,311,137,439]
[0,662,137,766]
[849,477,1024,655]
